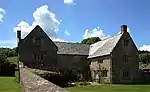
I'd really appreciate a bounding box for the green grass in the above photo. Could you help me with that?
[7,56,18,64]
[67,84,150,92]
[0,77,20,92]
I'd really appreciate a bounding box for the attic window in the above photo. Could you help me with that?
[123,39,129,46]
[34,38,41,46]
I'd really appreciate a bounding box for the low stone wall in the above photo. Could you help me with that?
[20,68,69,92]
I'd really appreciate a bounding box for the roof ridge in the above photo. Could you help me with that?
[54,41,90,46]
[90,33,122,46]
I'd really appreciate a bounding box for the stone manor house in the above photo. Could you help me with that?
[17,25,139,84]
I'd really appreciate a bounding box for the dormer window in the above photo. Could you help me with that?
[34,38,41,46]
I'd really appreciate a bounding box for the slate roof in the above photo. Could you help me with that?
[88,33,123,58]
[54,42,90,55]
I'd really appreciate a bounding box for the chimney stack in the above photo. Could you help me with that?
[121,25,127,34]
[17,30,21,45]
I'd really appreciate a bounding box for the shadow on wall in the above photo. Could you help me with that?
[38,70,87,87]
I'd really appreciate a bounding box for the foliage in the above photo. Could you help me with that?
[138,50,150,54]
[0,52,17,76]
[40,70,84,87]
[81,37,101,45]
[0,47,17,58]
[139,51,150,63]
[7,56,18,64]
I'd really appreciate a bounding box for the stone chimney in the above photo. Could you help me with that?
[17,30,21,45]
[121,25,127,34]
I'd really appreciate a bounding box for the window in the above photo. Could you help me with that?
[123,71,129,77]
[34,38,41,46]
[123,39,129,46]
[34,53,44,61]
[101,70,107,77]
[123,55,128,63]
[98,59,103,63]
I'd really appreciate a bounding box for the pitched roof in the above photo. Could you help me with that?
[54,42,90,55]
[88,33,123,58]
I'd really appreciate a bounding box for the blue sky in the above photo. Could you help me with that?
[0,0,150,51]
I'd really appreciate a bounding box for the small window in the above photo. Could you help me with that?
[98,59,103,63]
[101,70,107,77]
[123,39,129,46]
[123,71,129,77]
[35,38,41,46]
[41,54,43,61]
[34,53,44,61]
[123,55,128,63]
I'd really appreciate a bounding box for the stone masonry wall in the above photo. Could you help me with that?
[20,68,69,92]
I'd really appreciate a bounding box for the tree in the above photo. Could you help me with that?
[0,53,7,74]
[0,51,17,76]
[81,37,101,45]
[139,53,150,64]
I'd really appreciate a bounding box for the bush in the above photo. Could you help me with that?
[0,53,17,76]
[0,62,17,76]
[39,70,79,87]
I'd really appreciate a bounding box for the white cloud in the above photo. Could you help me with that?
[0,8,6,22]
[53,38,68,42]
[64,0,75,5]
[65,30,70,36]
[83,26,110,40]
[14,5,65,42]
[139,45,150,52]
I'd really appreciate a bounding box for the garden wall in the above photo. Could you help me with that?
[20,68,69,92]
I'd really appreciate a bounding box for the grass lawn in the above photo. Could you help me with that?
[7,56,18,64]
[0,77,20,92]
[67,84,150,92]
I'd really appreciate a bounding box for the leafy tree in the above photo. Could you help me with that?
[0,47,17,57]
[139,50,150,64]
[139,53,150,64]
[81,37,101,45]
[0,48,17,76]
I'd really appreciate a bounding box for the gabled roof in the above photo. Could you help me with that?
[54,42,90,55]
[88,33,123,58]
[20,25,58,50]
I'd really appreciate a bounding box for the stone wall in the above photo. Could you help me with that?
[57,54,88,73]
[111,32,139,83]
[20,68,68,92]
[89,55,111,83]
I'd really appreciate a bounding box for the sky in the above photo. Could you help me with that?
[0,0,150,51]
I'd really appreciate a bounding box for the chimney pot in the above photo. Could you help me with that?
[121,25,127,34]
